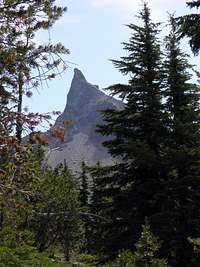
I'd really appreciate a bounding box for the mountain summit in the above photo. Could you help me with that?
[47,68,123,172]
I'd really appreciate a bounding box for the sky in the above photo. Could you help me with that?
[26,0,199,129]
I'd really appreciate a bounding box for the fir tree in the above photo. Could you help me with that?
[87,162,114,257]
[103,222,170,267]
[156,16,200,267]
[177,0,200,55]
[79,161,89,208]
[97,3,164,257]
[78,161,90,253]
[90,162,103,215]
[35,163,84,260]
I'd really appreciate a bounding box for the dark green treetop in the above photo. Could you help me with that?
[177,0,200,55]
[99,2,164,160]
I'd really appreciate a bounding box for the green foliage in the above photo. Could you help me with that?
[96,4,200,267]
[0,245,77,267]
[76,253,98,266]
[177,0,200,55]
[0,146,45,248]
[0,146,45,266]
[0,1,81,264]
[86,162,114,256]
[79,161,89,208]
[0,146,84,263]
[97,2,164,258]
[103,223,169,267]
[0,0,69,143]
[1,1,200,266]
[153,15,200,266]
[0,246,23,267]
[34,163,85,260]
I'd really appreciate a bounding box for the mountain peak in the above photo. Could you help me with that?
[73,68,86,81]
[65,69,102,113]
[47,70,124,170]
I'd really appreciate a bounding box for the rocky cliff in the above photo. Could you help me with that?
[46,68,123,172]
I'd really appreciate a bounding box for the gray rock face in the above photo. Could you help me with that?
[47,68,123,172]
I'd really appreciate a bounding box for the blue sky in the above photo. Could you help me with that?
[26,0,199,130]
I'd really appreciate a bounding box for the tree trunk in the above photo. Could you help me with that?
[64,246,70,261]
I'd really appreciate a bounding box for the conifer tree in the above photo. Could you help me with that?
[79,161,89,208]
[177,0,200,55]
[97,3,164,257]
[0,0,69,144]
[35,163,84,260]
[132,223,169,267]
[157,16,200,267]
[0,145,46,259]
[103,222,170,267]
[86,162,114,256]
[90,162,104,215]
[78,161,91,253]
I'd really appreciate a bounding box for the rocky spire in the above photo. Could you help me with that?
[64,68,102,113]
[73,68,87,81]
[47,68,124,170]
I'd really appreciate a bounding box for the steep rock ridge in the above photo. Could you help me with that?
[47,68,123,172]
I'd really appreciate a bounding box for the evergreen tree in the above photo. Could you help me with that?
[87,162,114,257]
[34,163,84,260]
[0,0,69,144]
[132,223,169,267]
[103,222,170,267]
[0,148,84,263]
[97,3,164,257]
[0,145,46,260]
[79,161,89,208]
[156,16,200,267]
[90,162,104,215]
[177,0,200,55]
[78,161,91,253]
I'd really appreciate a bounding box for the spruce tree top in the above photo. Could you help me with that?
[177,0,200,55]
[99,3,163,160]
